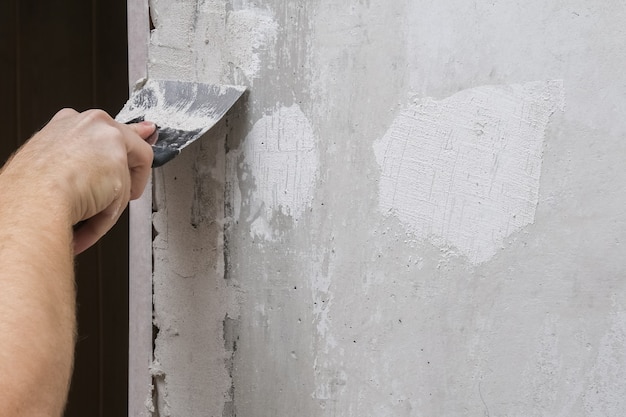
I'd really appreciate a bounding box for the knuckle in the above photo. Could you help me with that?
[49,108,78,124]
[82,109,113,124]
[55,108,78,118]
[83,108,109,119]
[105,124,125,143]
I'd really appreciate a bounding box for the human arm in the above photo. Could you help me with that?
[0,109,155,416]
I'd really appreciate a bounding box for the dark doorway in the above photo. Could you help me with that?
[0,1,130,416]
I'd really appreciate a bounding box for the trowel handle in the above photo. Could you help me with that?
[152,145,179,168]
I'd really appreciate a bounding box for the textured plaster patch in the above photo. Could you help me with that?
[241,104,318,230]
[151,132,234,416]
[373,80,565,264]
[148,1,278,83]
[226,8,279,82]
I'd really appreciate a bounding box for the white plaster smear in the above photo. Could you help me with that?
[374,80,564,264]
[148,2,278,83]
[226,8,279,81]
[242,104,318,232]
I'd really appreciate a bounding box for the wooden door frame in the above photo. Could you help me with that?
[127,0,152,416]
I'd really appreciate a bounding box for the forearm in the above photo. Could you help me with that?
[0,109,154,416]
[0,168,75,417]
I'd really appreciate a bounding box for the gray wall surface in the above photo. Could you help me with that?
[146,0,626,415]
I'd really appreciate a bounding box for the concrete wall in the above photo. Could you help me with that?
[147,1,626,415]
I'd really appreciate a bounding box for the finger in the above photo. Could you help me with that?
[73,219,103,254]
[121,122,155,199]
[73,186,130,254]
[127,121,158,141]
[73,213,116,254]
[145,128,159,146]
[73,212,115,254]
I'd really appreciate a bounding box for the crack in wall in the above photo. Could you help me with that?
[149,362,170,417]
[150,163,163,417]
[222,314,240,417]
[149,375,161,417]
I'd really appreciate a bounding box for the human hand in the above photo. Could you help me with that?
[1,109,156,254]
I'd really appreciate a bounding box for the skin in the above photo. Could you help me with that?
[0,109,156,417]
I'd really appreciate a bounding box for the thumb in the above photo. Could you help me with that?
[121,121,157,200]
[127,120,159,145]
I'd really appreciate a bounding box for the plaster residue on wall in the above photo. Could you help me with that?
[148,0,198,79]
[235,104,319,240]
[148,0,278,83]
[373,80,565,264]
[225,7,279,82]
[151,128,235,416]
[583,312,626,414]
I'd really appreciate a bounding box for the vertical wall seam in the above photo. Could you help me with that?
[127,0,153,415]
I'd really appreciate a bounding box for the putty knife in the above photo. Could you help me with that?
[115,79,246,167]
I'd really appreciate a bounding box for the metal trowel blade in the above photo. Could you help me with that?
[115,79,246,167]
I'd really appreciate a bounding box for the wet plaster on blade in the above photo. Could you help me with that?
[373,80,565,264]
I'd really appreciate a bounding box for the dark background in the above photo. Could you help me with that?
[0,1,131,416]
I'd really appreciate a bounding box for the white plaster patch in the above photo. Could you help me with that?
[242,104,318,226]
[373,81,564,264]
[249,215,275,241]
[311,270,336,350]
[148,0,200,80]
[226,8,279,82]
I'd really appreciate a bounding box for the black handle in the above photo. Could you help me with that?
[152,147,179,168]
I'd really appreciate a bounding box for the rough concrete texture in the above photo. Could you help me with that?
[148,0,626,415]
